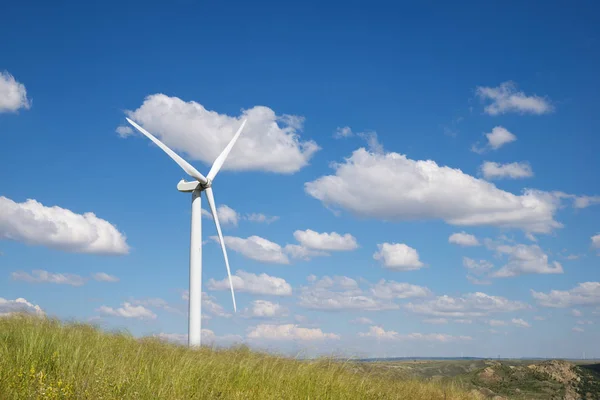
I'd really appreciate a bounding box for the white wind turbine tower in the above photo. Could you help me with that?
[125,117,247,347]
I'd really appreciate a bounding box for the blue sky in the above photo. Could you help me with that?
[1,0,599,358]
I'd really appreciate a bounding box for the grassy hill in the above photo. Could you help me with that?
[0,314,478,399]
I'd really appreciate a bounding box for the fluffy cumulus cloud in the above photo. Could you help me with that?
[449,232,480,247]
[370,280,431,299]
[293,229,358,251]
[358,326,472,342]
[531,282,600,308]
[215,235,289,264]
[208,270,292,296]
[405,292,528,317]
[463,257,494,285]
[0,297,44,316]
[305,149,562,234]
[243,300,288,318]
[247,324,339,341]
[12,270,86,286]
[283,244,329,261]
[334,126,353,138]
[201,293,231,318]
[475,81,553,115]
[130,298,182,315]
[298,275,401,311]
[97,302,156,319]
[202,205,239,226]
[0,197,129,255]
[574,197,600,209]
[122,94,319,173]
[472,126,517,153]
[480,161,533,180]
[490,243,563,277]
[92,272,119,283]
[246,213,279,224]
[181,291,231,317]
[351,317,374,325]
[512,318,531,328]
[0,71,31,113]
[592,234,600,251]
[373,243,424,271]
[115,126,133,138]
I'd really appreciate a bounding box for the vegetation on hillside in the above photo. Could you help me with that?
[0,314,478,399]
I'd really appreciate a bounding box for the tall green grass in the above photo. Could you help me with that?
[0,314,480,399]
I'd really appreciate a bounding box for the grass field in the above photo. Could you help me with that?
[0,314,479,399]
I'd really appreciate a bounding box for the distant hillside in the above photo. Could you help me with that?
[355,358,600,399]
[0,314,478,399]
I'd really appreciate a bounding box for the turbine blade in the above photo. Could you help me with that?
[205,187,237,312]
[207,119,247,181]
[126,117,207,184]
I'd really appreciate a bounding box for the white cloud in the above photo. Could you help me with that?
[512,318,531,328]
[298,276,398,311]
[577,320,593,325]
[481,161,533,180]
[370,280,431,299]
[0,196,129,255]
[283,244,329,261]
[532,283,600,308]
[573,196,600,209]
[572,327,584,333]
[491,243,563,277]
[351,317,374,325]
[312,275,359,290]
[334,126,353,138]
[242,300,288,318]
[373,243,424,271]
[592,234,600,250]
[423,318,448,325]
[471,127,517,154]
[488,319,506,327]
[475,81,553,115]
[201,292,231,317]
[202,205,239,226]
[215,235,289,264]
[0,297,44,316]
[358,326,471,342]
[208,270,292,296]
[130,298,182,315]
[305,148,562,234]
[12,270,86,286]
[463,257,494,275]
[405,292,528,318]
[245,213,279,224]
[123,94,319,173]
[357,131,384,154]
[463,257,493,285]
[247,324,339,341]
[572,309,583,317]
[0,71,31,113]
[181,291,231,317]
[115,126,133,138]
[449,232,480,247]
[293,229,358,251]
[92,272,119,283]
[97,302,156,319]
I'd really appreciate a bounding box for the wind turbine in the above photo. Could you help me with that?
[125,117,247,347]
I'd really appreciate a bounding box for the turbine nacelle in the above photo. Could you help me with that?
[177,179,211,192]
